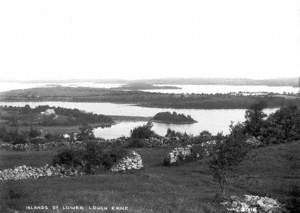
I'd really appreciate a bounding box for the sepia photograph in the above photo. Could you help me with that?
[0,0,300,212]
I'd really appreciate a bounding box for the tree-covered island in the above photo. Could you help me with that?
[152,111,197,124]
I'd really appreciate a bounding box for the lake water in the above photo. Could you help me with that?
[0,101,277,139]
[0,82,297,94]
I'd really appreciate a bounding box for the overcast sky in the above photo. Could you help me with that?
[0,0,299,80]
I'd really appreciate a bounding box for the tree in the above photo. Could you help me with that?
[244,101,267,137]
[130,123,155,139]
[261,105,300,144]
[209,123,249,196]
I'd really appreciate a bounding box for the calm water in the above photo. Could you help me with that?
[0,82,297,94]
[0,101,277,139]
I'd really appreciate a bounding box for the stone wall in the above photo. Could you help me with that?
[0,164,80,182]
[163,145,193,165]
[110,151,143,172]
[221,195,283,213]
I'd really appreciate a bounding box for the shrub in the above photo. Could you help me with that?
[11,133,28,145]
[102,147,130,169]
[130,124,155,139]
[84,141,105,173]
[52,147,86,169]
[261,105,300,144]
[52,141,129,173]
[127,138,146,148]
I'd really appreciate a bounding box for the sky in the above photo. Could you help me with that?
[0,0,299,81]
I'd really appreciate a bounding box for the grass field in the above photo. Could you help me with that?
[0,142,299,213]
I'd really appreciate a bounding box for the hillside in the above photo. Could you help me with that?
[0,141,299,212]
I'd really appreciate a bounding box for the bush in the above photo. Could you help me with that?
[165,128,184,138]
[11,133,28,145]
[261,105,300,144]
[52,141,129,173]
[127,138,146,148]
[102,147,130,169]
[130,124,155,139]
[243,103,300,145]
[52,147,86,169]
[84,141,105,173]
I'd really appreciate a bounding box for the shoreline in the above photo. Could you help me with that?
[0,99,293,110]
[0,86,299,110]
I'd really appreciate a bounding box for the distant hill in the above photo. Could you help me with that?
[1,77,298,87]
[131,77,299,87]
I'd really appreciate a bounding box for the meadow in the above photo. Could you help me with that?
[1,141,299,213]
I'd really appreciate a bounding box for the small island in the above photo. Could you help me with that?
[151,111,197,124]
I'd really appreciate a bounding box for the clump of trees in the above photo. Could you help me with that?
[130,123,156,139]
[0,105,114,127]
[152,111,196,124]
[0,126,43,144]
[244,102,300,145]
[52,141,129,174]
[126,123,157,148]
[208,102,300,197]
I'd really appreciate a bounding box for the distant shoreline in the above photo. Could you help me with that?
[0,86,299,110]
[0,77,298,87]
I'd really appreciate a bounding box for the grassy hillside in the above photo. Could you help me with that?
[0,141,299,212]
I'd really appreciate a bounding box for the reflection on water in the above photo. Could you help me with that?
[94,121,147,139]
[0,101,278,139]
